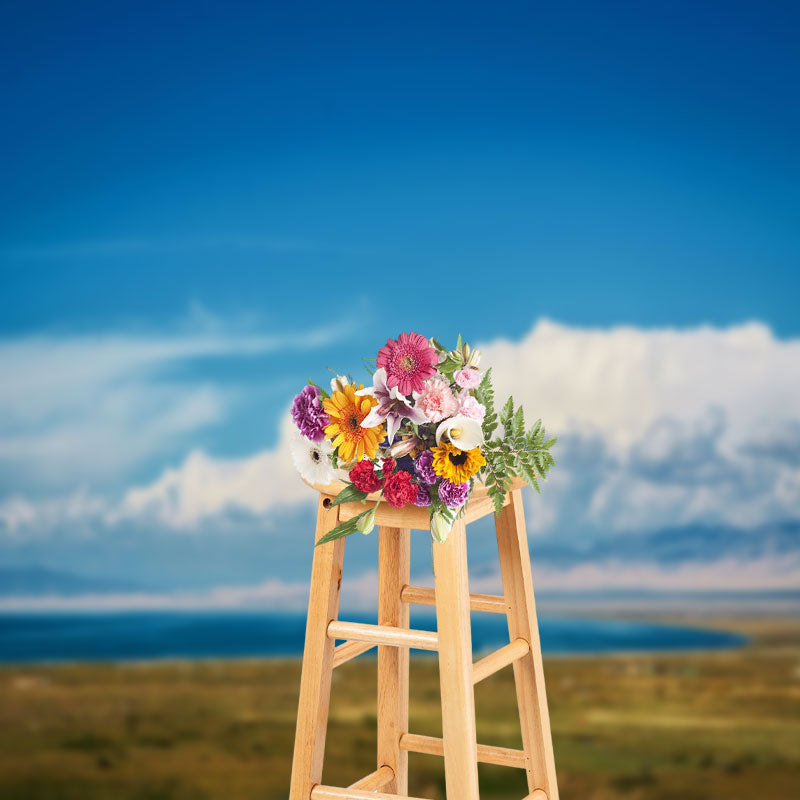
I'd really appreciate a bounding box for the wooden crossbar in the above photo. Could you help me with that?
[398,733,527,769]
[327,620,439,651]
[472,638,530,684]
[347,765,394,790]
[524,791,548,800]
[311,786,432,800]
[332,640,375,668]
[400,584,507,614]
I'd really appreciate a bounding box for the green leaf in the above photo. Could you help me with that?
[315,515,361,545]
[513,406,525,441]
[330,484,369,507]
[500,396,514,429]
[308,379,330,399]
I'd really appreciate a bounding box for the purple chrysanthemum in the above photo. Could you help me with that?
[291,384,329,442]
[438,479,470,509]
[414,450,437,485]
[414,484,432,507]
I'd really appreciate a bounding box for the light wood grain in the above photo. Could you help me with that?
[495,489,559,799]
[332,640,375,668]
[400,584,507,614]
[432,518,480,800]
[472,637,530,684]
[337,498,431,530]
[288,496,345,800]
[377,526,410,794]
[347,765,394,791]
[399,733,527,769]
[311,786,432,800]
[327,620,438,651]
[289,476,561,800]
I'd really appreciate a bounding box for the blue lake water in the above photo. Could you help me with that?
[0,611,747,664]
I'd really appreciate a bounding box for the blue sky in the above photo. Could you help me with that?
[1,1,799,606]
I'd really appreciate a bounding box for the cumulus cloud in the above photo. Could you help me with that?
[480,320,800,535]
[111,415,312,528]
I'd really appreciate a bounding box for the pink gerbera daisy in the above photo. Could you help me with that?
[376,332,438,395]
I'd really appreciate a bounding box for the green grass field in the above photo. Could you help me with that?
[1,618,798,800]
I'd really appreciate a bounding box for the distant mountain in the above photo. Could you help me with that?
[531,519,800,568]
[0,565,145,597]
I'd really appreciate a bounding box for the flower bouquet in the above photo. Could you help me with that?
[290,332,555,544]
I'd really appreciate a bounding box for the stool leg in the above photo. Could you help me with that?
[377,526,410,794]
[495,489,559,800]
[289,497,345,800]
[433,518,480,800]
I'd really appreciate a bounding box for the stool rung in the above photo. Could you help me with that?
[399,732,527,769]
[328,620,438,651]
[311,786,432,800]
[400,584,507,614]
[332,640,375,668]
[524,791,548,800]
[347,765,394,790]
[472,637,530,684]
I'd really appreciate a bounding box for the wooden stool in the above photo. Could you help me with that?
[288,477,558,800]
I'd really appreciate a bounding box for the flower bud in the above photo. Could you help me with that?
[356,507,376,536]
[430,511,453,544]
[330,374,350,394]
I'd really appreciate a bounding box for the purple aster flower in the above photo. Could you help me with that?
[438,479,470,509]
[413,484,432,507]
[414,449,437,485]
[291,384,329,442]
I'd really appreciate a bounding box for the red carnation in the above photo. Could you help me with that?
[349,459,383,493]
[381,458,396,479]
[383,470,417,509]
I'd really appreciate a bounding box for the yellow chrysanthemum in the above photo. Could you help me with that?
[431,442,486,484]
[323,383,383,463]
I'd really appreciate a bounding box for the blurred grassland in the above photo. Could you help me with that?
[0,618,798,800]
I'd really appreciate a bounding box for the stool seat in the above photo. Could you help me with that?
[288,482,559,800]
[303,476,527,530]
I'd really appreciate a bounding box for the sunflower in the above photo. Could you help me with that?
[431,442,486,484]
[323,383,384,462]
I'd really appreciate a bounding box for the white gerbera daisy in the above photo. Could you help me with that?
[290,430,335,484]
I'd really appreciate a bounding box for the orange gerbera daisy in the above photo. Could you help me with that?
[323,383,384,462]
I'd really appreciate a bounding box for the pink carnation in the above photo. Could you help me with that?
[416,376,458,423]
[457,393,486,423]
[454,368,481,389]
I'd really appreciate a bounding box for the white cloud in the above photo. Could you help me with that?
[0,569,380,613]
[479,319,800,534]
[2,318,799,556]
[0,319,350,490]
[481,319,800,451]
[111,415,312,528]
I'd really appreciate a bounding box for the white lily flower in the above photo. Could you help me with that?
[355,367,427,443]
[435,415,484,451]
